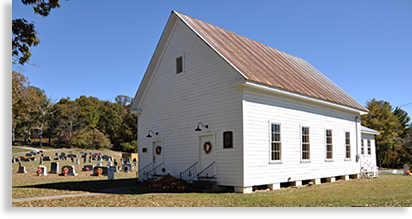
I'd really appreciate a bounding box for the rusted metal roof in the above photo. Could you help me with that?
[174,11,368,112]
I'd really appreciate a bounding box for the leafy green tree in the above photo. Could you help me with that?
[71,129,111,150]
[98,100,123,142]
[34,95,58,147]
[115,95,132,106]
[54,98,84,147]
[120,140,137,153]
[392,107,412,166]
[75,96,100,130]
[362,99,412,168]
[12,71,38,144]
[361,99,401,167]
[12,0,63,65]
[393,107,412,138]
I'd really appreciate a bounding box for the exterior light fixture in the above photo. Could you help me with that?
[146,130,158,138]
[195,122,208,132]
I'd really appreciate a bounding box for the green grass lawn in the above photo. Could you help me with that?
[12,146,412,207]
[13,173,412,207]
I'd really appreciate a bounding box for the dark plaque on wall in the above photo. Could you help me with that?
[223,131,233,149]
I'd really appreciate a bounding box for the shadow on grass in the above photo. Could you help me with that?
[14,179,233,195]
[14,178,134,192]
[13,178,200,195]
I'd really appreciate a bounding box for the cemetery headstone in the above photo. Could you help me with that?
[17,162,27,173]
[93,166,108,176]
[107,167,114,180]
[76,157,80,165]
[108,166,119,173]
[125,157,131,163]
[123,163,133,173]
[61,165,78,176]
[107,160,112,167]
[96,159,103,167]
[404,164,410,175]
[40,157,43,164]
[102,155,109,160]
[49,162,60,174]
[37,165,47,176]
[43,156,52,161]
[18,166,27,173]
[55,153,59,156]
[82,165,94,171]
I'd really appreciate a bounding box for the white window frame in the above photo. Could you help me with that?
[269,122,282,164]
[325,129,333,162]
[367,139,372,156]
[175,54,185,75]
[345,131,351,161]
[361,138,365,155]
[301,126,311,163]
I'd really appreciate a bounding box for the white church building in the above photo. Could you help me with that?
[130,11,379,193]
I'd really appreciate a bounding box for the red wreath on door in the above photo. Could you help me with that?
[155,146,162,155]
[203,142,212,154]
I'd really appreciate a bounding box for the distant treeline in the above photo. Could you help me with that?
[12,71,137,152]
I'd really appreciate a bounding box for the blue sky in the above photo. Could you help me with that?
[10,0,412,116]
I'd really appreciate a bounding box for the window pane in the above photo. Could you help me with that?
[270,124,281,161]
[176,56,183,73]
[327,137,332,144]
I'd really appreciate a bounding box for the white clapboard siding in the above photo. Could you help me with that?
[242,87,361,186]
[137,21,244,186]
[360,133,377,169]
[135,13,371,191]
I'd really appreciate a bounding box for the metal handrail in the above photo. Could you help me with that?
[145,163,163,179]
[189,161,215,183]
[135,162,152,182]
[180,162,198,182]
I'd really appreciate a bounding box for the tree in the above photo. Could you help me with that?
[12,71,41,145]
[120,140,137,153]
[12,0,63,65]
[54,98,84,147]
[115,95,132,106]
[74,95,101,131]
[361,99,401,167]
[34,95,58,147]
[71,129,111,150]
[12,71,31,143]
[362,99,412,168]
[98,100,123,143]
[392,107,412,166]
[393,107,412,138]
